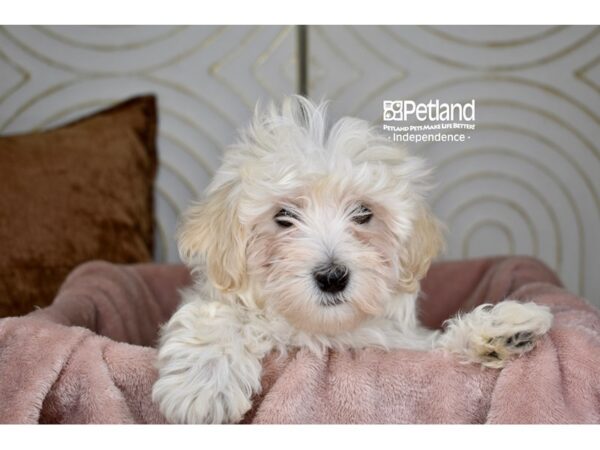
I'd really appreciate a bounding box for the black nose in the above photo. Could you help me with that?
[313,263,350,294]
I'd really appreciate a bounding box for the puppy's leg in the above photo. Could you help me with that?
[437,300,553,368]
[152,299,270,424]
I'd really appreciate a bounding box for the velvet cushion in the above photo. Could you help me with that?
[0,95,158,317]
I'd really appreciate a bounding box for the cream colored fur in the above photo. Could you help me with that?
[152,96,553,424]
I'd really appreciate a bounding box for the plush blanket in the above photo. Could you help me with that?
[1,257,599,424]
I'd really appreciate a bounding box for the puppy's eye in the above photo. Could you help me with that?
[352,204,373,225]
[274,208,298,228]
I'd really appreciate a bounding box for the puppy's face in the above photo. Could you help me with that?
[178,97,442,335]
[246,181,407,334]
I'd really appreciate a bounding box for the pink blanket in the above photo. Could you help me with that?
[1,257,599,423]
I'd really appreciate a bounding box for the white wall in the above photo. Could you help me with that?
[1,25,599,303]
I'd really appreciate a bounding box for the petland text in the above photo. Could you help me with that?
[383,100,476,122]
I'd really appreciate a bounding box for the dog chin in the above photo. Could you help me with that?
[272,294,369,335]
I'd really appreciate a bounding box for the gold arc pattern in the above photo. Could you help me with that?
[420,26,568,49]
[433,145,586,273]
[462,220,516,257]
[380,25,600,72]
[37,25,189,52]
[1,26,599,302]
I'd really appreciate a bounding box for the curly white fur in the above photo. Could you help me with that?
[152,96,553,424]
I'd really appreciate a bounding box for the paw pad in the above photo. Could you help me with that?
[506,331,534,349]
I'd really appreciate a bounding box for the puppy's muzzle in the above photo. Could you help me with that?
[313,263,350,295]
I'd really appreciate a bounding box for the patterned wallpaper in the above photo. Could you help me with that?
[1,25,599,303]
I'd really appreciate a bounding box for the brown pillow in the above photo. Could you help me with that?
[0,95,158,317]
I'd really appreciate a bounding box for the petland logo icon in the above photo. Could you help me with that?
[382,99,477,143]
[383,99,476,122]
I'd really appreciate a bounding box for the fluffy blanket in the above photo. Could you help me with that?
[1,257,599,424]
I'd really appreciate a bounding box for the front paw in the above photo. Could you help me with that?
[440,300,553,369]
[152,367,254,424]
[152,300,265,423]
[152,340,262,424]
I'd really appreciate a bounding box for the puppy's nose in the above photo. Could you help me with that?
[313,263,350,294]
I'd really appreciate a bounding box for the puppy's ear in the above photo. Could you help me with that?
[177,182,248,293]
[397,205,444,293]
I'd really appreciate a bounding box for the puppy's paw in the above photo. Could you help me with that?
[439,300,553,369]
[153,371,253,424]
[152,300,266,424]
[152,345,259,424]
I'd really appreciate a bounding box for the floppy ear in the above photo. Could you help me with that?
[397,205,444,293]
[177,182,248,293]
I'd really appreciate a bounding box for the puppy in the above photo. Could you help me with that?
[152,96,552,424]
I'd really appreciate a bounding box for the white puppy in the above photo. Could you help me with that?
[152,96,552,424]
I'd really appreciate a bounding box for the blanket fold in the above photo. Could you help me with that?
[1,256,598,424]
